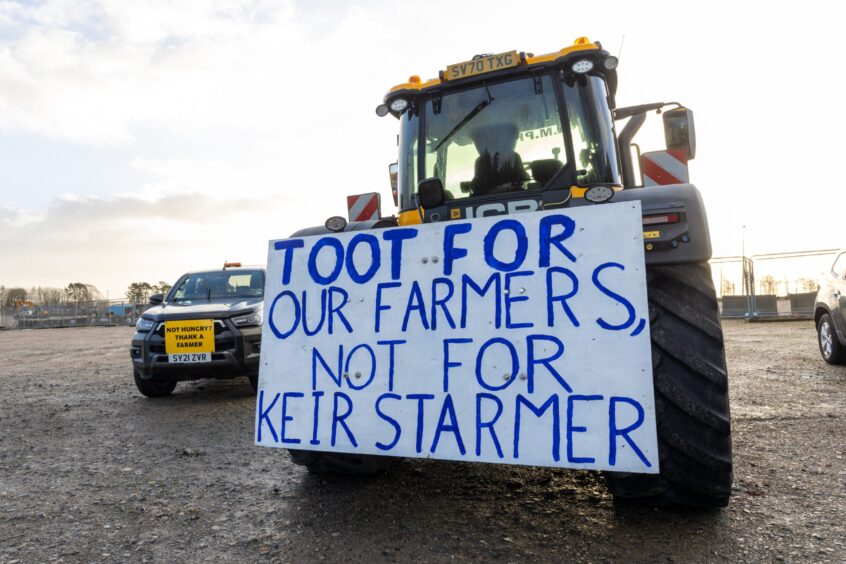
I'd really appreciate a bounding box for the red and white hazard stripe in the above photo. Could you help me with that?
[641,149,689,186]
[347,192,381,222]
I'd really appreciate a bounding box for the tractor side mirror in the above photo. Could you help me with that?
[389,163,398,206]
[417,177,445,209]
[663,107,696,160]
[149,293,164,305]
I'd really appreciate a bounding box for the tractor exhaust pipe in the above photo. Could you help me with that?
[618,112,647,188]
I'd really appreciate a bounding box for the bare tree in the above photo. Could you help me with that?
[720,277,736,297]
[796,278,820,293]
[3,287,28,308]
[42,287,66,305]
[154,281,173,295]
[126,282,154,304]
[759,275,778,296]
[66,283,101,304]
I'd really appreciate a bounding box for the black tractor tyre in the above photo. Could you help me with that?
[817,313,846,364]
[604,263,733,508]
[287,449,395,476]
[133,370,177,398]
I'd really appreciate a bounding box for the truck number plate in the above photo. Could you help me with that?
[169,352,211,363]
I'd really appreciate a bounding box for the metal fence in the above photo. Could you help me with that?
[0,299,153,330]
[0,249,836,329]
[711,249,837,320]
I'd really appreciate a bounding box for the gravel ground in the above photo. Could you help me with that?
[0,320,844,563]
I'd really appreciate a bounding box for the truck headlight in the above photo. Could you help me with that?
[232,311,262,327]
[136,317,155,331]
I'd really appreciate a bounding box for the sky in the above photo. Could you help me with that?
[0,0,842,299]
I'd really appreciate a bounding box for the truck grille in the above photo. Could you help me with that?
[150,319,234,354]
[154,319,227,336]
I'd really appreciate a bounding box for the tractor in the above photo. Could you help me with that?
[286,38,732,508]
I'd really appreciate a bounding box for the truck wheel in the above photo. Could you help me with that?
[287,449,395,475]
[604,263,733,508]
[818,313,846,364]
[248,373,259,393]
[133,370,177,397]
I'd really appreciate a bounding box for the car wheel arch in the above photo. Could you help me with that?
[815,305,830,326]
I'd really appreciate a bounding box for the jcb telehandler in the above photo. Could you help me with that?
[287,38,732,508]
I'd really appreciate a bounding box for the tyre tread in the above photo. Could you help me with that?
[605,263,733,508]
[818,313,846,364]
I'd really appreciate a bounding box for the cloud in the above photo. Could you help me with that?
[0,190,283,294]
[0,1,339,146]
[0,192,265,260]
[1,0,844,296]
[45,192,261,224]
[0,0,404,211]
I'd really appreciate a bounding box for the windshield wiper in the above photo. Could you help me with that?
[434,84,493,152]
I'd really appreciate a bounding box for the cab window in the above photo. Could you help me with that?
[560,74,621,186]
[421,75,567,200]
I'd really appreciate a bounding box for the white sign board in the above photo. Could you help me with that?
[256,202,658,473]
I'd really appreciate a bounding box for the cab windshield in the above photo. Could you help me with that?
[398,72,620,210]
[169,270,265,303]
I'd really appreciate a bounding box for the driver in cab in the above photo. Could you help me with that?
[468,122,529,196]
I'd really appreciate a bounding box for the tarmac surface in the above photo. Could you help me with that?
[0,320,844,562]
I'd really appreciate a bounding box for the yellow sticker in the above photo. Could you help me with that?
[450,208,461,219]
[643,230,661,239]
[165,319,215,354]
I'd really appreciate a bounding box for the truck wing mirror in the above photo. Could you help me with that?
[417,177,445,209]
[389,163,398,206]
[663,107,696,160]
[149,293,164,305]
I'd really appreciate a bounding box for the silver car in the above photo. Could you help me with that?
[815,251,846,364]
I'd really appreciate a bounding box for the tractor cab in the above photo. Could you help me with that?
[377,39,623,225]
[376,38,695,227]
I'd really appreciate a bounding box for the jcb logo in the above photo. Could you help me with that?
[464,199,539,219]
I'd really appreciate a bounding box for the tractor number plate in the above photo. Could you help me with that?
[445,50,520,81]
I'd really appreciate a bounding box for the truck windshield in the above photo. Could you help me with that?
[398,72,621,211]
[169,270,265,302]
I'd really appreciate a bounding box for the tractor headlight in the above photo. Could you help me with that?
[136,317,155,332]
[572,59,594,74]
[389,98,408,112]
[232,311,262,327]
[584,185,615,203]
[325,216,347,232]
